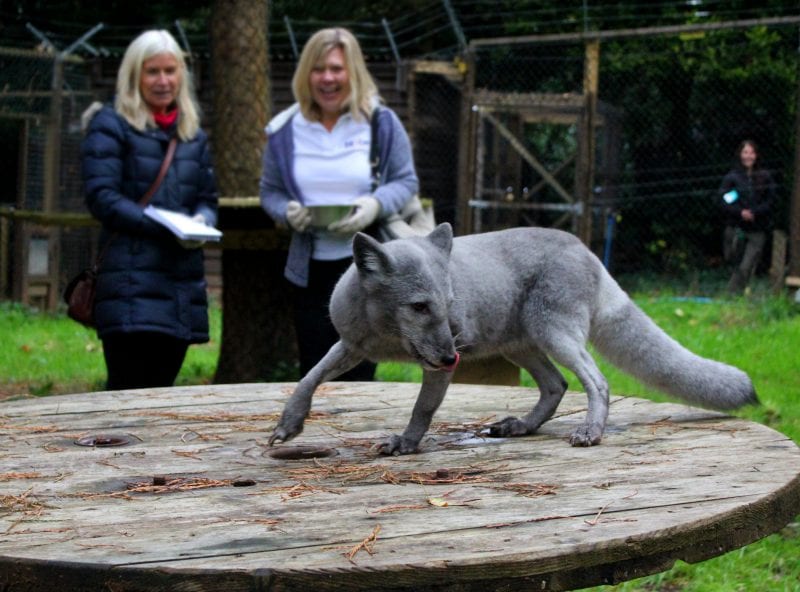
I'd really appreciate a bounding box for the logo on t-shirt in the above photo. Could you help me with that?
[344,138,370,148]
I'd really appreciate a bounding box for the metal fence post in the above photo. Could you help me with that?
[456,49,476,235]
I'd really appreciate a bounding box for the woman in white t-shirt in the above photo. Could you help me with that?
[260,27,419,380]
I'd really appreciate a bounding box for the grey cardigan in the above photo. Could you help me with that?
[259,104,419,287]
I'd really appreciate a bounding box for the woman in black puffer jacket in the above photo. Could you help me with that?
[717,139,775,294]
[81,30,218,390]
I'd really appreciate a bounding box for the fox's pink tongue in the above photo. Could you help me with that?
[441,351,460,372]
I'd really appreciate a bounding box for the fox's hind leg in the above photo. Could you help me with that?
[543,340,610,446]
[488,350,568,437]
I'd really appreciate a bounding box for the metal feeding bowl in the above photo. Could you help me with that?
[308,204,352,228]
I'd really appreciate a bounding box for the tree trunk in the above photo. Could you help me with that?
[210,0,298,383]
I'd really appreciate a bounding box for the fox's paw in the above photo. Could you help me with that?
[267,421,304,446]
[569,423,603,447]
[375,435,419,456]
[487,416,533,437]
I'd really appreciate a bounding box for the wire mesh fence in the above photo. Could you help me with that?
[1,14,799,308]
[0,47,98,306]
[465,19,799,278]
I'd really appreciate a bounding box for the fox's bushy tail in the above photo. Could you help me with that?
[590,281,757,411]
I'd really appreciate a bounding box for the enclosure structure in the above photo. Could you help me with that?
[457,16,800,280]
[462,79,623,252]
[0,44,98,311]
[2,16,800,311]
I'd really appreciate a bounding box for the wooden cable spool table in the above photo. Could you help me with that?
[1,382,798,591]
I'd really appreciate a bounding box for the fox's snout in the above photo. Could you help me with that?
[406,322,459,372]
[418,335,459,371]
[439,351,460,372]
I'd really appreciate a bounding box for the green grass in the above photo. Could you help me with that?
[585,292,800,443]
[580,285,800,592]
[0,299,222,397]
[1,277,798,591]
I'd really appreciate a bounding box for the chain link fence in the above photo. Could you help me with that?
[465,20,799,280]
[0,46,97,306]
[2,16,799,307]
[0,48,96,207]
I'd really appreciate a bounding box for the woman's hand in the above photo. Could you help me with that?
[286,201,312,232]
[328,196,380,234]
[177,213,210,248]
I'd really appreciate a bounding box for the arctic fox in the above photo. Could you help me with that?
[269,223,757,455]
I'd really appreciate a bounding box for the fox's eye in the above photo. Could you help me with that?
[411,302,429,313]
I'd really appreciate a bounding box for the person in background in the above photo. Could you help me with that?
[718,139,775,294]
[81,29,218,390]
[260,27,418,381]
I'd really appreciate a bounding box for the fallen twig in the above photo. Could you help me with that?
[255,481,344,501]
[346,524,381,563]
[495,482,559,498]
[585,502,612,526]
[2,488,52,531]
[0,472,42,481]
[0,422,59,434]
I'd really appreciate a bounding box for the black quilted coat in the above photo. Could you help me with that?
[81,105,217,342]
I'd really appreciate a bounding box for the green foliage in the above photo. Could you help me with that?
[597,21,797,273]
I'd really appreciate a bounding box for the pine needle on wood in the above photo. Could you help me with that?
[346,524,381,563]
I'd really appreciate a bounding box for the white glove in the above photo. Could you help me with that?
[328,196,381,234]
[192,213,207,225]
[286,200,311,232]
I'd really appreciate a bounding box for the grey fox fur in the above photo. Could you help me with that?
[269,223,757,455]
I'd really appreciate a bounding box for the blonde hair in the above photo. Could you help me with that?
[293,28,380,122]
[114,30,200,140]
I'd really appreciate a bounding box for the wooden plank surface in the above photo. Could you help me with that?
[1,382,798,592]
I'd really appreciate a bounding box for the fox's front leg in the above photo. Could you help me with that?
[269,341,363,445]
[378,369,452,455]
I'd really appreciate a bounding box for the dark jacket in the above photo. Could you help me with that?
[81,105,218,342]
[718,164,775,232]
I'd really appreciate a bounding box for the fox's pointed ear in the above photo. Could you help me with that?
[353,232,395,278]
[427,223,453,256]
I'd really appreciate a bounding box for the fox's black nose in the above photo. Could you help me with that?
[439,352,460,372]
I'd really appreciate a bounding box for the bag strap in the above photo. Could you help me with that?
[369,107,381,192]
[140,136,178,206]
[93,136,178,270]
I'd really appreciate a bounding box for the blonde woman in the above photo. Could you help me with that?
[260,27,418,380]
[81,29,218,390]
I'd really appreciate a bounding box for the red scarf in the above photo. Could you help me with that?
[153,108,178,130]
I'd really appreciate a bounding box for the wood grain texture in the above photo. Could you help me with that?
[1,382,798,591]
